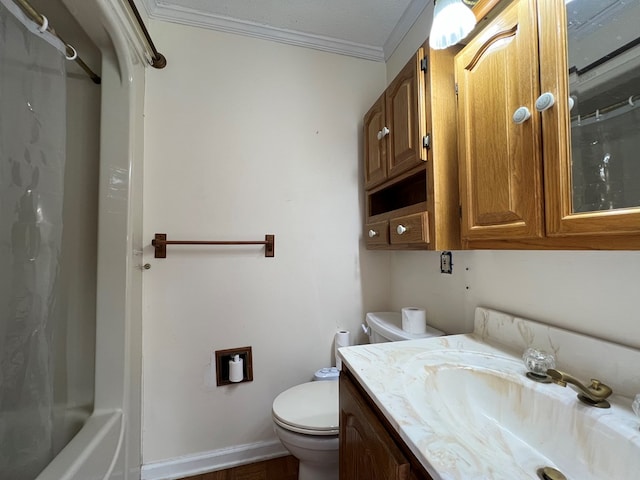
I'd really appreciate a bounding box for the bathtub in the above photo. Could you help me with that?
[37,409,125,480]
[33,0,147,479]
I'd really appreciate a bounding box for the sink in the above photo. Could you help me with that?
[402,350,640,480]
[339,308,640,480]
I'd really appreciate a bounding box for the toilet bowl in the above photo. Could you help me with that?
[272,379,339,480]
[272,315,444,479]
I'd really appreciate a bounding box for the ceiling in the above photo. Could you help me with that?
[140,0,430,62]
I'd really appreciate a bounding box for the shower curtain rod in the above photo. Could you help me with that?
[571,93,639,127]
[14,0,101,84]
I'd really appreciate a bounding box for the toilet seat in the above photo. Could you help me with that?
[272,381,339,436]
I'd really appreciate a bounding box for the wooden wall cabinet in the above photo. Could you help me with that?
[364,49,427,191]
[339,368,432,480]
[456,0,640,249]
[364,44,461,250]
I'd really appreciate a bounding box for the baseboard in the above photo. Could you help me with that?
[140,440,289,480]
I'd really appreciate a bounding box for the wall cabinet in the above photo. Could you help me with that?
[364,44,461,250]
[364,50,427,190]
[339,368,432,480]
[456,0,640,249]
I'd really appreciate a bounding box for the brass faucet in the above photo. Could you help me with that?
[546,368,612,408]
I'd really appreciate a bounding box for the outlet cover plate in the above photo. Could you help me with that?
[440,251,453,274]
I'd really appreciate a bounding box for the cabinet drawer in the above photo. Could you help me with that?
[365,221,389,246]
[390,212,429,245]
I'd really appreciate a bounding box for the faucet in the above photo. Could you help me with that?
[547,368,613,408]
[546,368,612,408]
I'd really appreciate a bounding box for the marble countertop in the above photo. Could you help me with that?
[338,312,640,480]
[339,333,512,480]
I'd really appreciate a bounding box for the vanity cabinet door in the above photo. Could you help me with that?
[456,0,544,242]
[340,373,411,480]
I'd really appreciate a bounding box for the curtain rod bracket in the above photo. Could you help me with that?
[151,53,167,69]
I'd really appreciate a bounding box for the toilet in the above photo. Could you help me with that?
[362,311,445,343]
[272,374,339,480]
[271,313,445,480]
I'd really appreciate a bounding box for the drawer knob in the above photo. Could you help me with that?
[396,224,407,235]
[368,229,378,238]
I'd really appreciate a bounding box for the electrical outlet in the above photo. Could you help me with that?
[440,251,453,274]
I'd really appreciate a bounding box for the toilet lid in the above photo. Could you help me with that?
[272,381,339,435]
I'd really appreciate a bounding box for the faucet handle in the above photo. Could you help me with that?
[587,378,612,399]
[523,348,556,383]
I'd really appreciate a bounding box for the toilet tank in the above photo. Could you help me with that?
[364,312,445,343]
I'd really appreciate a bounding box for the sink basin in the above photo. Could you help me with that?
[402,350,640,480]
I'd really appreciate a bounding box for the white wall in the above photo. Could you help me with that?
[389,250,640,349]
[142,21,388,465]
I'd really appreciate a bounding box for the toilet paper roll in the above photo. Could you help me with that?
[229,356,244,383]
[334,330,351,370]
[401,307,427,334]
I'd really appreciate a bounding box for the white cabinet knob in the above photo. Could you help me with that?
[368,229,378,238]
[535,92,555,112]
[396,224,407,235]
[512,106,531,124]
[376,127,390,140]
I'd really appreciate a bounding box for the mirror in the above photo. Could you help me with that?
[566,0,640,213]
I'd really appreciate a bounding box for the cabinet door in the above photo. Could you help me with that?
[386,48,427,180]
[364,94,387,189]
[540,0,640,239]
[340,374,411,480]
[456,0,544,241]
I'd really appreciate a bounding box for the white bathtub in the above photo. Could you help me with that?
[38,409,124,480]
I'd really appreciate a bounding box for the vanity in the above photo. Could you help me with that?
[338,307,640,480]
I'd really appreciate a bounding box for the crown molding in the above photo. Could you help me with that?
[384,0,429,60]
[141,0,437,62]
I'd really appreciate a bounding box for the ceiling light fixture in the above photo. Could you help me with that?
[429,0,477,50]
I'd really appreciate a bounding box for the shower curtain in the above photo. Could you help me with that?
[0,3,67,479]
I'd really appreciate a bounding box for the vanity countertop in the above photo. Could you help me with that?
[338,307,640,480]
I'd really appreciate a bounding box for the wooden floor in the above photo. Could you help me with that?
[179,456,298,480]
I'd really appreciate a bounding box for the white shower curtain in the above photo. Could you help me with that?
[0,3,67,479]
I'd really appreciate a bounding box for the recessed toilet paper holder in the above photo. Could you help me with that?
[215,346,253,386]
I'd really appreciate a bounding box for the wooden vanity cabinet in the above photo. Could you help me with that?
[456,0,640,249]
[363,43,461,250]
[340,368,432,480]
